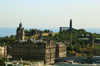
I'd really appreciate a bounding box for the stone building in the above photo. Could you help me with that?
[9,23,67,65]
[11,39,56,64]
[0,43,7,57]
[56,42,66,57]
[10,23,56,64]
[60,27,69,32]
[78,33,97,47]
[31,29,39,35]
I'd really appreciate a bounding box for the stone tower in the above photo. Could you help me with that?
[16,23,25,40]
[70,19,72,45]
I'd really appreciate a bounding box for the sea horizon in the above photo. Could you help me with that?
[0,27,100,37]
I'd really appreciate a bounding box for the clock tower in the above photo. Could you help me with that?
[16,23,25,40]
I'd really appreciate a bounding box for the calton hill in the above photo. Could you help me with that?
[1,28,100,57]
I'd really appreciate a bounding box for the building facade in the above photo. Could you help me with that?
[0,43,7,57]
[78,33,96,47]
[10,23,56,64]
[11,39,56,64]
[56,42,66,57]
[10,23,67,64]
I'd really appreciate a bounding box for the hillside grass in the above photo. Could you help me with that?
[25,32,59,39]
[94,44,100,51]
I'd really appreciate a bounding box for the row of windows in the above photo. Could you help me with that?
[13,45,46,48]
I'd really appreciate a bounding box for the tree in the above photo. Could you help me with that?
[29,29,32,32]
[24,30,28,32]
[0,59,5,66]
[78,29,86,34]
[0,37,16,46]
[77,44,81,48]
[7,64,13,66]
[80,41,84,45]
[74,46,82,53]
[5,36,8,38]
[49,33,53,37]
[10,35,14,39]
[50,31,53,33]
[44,29,48,33]
[82,45,85,48]
[72,39,77,45]
[67,45,73,51]
[87,53,91,57]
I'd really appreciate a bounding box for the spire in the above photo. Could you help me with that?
[19,22,22,28]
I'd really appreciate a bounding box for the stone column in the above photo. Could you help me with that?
[70,33,72,45]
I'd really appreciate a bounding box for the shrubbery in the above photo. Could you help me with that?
[7,64,13,66]
[0,35,16,46]
[67,45,73,51]
[0,59,5,66]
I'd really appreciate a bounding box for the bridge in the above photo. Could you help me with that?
[55,57,100,64]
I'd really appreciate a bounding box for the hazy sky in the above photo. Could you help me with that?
[0,0,100,28]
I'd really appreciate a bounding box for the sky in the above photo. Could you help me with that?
[0,0,100,28]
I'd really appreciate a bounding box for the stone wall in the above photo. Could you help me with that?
[30,61,44,66]
[56,42,66,57]
[67,53,77,57]
[0,46,7,57]
[11,39,56,65]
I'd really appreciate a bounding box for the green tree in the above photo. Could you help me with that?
[7,64,13,66]
[49,33,53,38]
[77,44,81,48]
[67,50,69,53]
[0,37,16,46]
[5,36,8,38]
[82,45,85,48]
[72,39,77,45]
[67,45,73,51]
[87,53,91,57]
[74,46,82,53]
[80,41,84,45]
[0,59,5,66]
[85,45,88,48]
[24,30,28,32]
[29,29,32,32]
[10,35,14,39]
[50,31,53,33]
[44,29,48,33]
[82,54,86,57]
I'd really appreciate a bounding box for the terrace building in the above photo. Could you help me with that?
[9,23,66,65]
